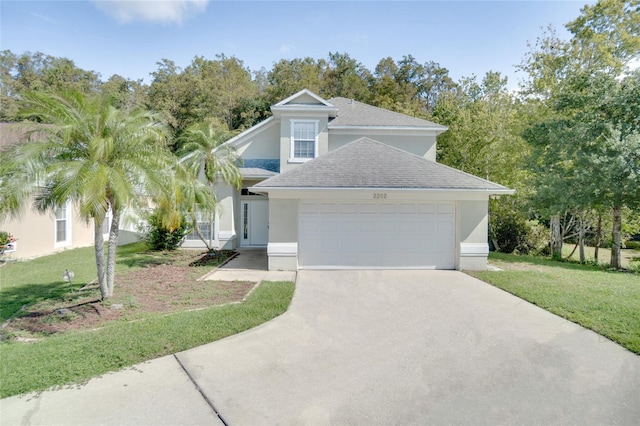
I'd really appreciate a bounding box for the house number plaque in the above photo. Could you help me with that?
[373,193,387,199]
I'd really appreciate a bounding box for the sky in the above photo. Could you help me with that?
[1,1,594,90]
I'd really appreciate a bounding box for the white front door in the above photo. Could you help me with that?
[241,200,269,246]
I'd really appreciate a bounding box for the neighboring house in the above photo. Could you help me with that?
[186,89,513,271]
[0,123,106,259]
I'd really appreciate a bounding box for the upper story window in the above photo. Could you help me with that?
[290,120,318,161]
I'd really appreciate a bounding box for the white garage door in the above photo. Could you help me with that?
[299,202,455,269]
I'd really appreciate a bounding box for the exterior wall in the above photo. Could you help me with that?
[1,206,95,260]
[279,115,329,173]
[290,93,323,104]
[457,199,490,270]
[266,198,299,270]
[235,121,280,160]
[259,189,492,272]
[216,182,237,250]
[329,133,437,160]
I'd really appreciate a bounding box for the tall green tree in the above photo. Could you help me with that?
[434,71,526,186]
[265,57,325,103]
[519,0,640,266]
[0,91,175,298]
[320,52,371,100]
[1,50,101,121]
[187,54,258,130]
[100,74,148,112]
[147,59,199,140]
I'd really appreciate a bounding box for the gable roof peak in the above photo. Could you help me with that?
[273,89,334,107]
[271,88,338,117]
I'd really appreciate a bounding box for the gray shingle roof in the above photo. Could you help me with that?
[254,138,511,192]
[327,97,447,130]
[239,167,277,179]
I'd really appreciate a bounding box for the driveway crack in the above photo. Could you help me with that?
[173,354,230,426]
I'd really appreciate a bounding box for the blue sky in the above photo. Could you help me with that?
[1,1,592,89]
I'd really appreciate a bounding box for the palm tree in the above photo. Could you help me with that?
[177,123,242,250]
[0,90,175,299]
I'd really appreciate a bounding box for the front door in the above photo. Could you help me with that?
[241,200,269,246]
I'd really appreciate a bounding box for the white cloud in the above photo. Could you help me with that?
[279,44,292,54]
[93,0,209,25]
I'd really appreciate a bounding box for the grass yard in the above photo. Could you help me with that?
[561,245,640,269]
[0,244,295,398]
[469,252,640,355]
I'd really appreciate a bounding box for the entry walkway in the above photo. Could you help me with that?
[200,248,296,282]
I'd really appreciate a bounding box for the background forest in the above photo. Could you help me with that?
[1,0,639,269]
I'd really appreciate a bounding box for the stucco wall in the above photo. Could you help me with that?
[214,182,237,249]
[1,206,94,260]
[329,133,437,160]
[457,199,490,270]
[267,198,299,270]
[235,122,280,160]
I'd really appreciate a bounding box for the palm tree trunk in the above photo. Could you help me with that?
[94,217,107,299]
[192,215,213,251]
[105,208,121,298]
[610,205,622,269]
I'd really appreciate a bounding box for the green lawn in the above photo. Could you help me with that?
[469,252,640,355]
[0,244,294,398]
[561,245,640,269]
[0,242,161,322]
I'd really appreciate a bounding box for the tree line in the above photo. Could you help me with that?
[1,0,639,273]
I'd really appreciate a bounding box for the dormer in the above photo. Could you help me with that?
[271,89,338,173]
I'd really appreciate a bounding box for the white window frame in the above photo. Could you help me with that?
[54,202,72,248]
[102,208,112,239]
[290,120,319,162]
[185,210,214,242]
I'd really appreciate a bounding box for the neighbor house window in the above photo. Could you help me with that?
[290,120,318,160]
[102,208,111,236]
[54,203,71,246]
[186,210,213,241]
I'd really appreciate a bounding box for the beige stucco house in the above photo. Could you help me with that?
[184,89,513,271]
[0,123,108,260]
[0,203,102,259]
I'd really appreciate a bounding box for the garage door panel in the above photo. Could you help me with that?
[299,201,455,269]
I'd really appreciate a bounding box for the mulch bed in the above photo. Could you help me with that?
[2,249,253,338]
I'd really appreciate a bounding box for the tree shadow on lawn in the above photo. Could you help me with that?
[0,280,73,323]
[114,245,175,269]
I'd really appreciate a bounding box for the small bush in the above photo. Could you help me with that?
[489,207,529,254]
[624,240,640,250]
[489,206,547,255]
[142,213,189,251]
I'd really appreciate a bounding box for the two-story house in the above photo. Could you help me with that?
[182,89,513,270]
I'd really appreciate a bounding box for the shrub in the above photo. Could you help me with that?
[624,240,640,250]
[142,213,189,251]
[489,207,529,254]
[489,203,547,255]
[0,231,17,254]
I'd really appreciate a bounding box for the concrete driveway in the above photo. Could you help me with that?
[3,270,639,425]
[178,270,640,425]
